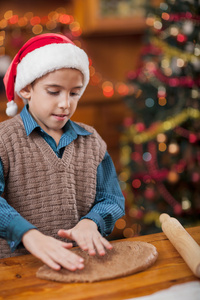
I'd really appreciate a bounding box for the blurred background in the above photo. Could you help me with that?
[0,0,199,240]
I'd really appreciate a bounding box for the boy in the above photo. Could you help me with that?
[0,33,125,271]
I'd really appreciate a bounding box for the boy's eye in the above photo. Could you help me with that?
[47,90,60,95]
[70,92,80,97]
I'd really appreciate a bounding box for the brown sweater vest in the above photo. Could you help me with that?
[0,115,106,258]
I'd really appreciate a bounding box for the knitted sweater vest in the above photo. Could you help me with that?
[0,115,106,258]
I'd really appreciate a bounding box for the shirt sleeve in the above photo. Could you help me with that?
[81,151,125,236]
[0,157,37,252]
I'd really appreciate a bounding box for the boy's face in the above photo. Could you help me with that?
[21,68,83,135]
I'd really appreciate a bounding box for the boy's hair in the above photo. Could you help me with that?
[3,33,90,117]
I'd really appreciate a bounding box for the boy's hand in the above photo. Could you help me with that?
[58,219,113,256]
[22,229,84,271]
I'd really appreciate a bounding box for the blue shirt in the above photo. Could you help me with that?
[0,105,125,252]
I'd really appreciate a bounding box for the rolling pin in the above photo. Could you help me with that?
[159,213,200,278]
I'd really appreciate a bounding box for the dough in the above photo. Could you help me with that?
[36,241,158,283]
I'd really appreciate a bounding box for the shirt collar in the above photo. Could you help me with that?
[20,105,39,136]
[20,105,92,137]
[66,120,91,136]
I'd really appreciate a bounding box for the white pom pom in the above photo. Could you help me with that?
[6,100,18,117]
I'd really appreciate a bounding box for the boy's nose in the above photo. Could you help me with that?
[58,96,70,109]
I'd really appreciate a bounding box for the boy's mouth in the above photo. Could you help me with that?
[54,114,68,117]
[52,113,69,120]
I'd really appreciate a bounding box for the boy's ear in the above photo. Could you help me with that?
[19,84,32,100]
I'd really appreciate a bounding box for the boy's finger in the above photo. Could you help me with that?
[101,237,113,250]
[40,253,62,271]
[61,257,84,271]
[76,236,90,252]
[61,242,73,249]
[83,238,96,255]
[92,236,106,256]
[58,229,73,239]
[51,247,84,271]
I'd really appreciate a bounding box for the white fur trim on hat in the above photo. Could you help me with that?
[15,43,89,97]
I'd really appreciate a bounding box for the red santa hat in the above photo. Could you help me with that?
[3,33,90,117]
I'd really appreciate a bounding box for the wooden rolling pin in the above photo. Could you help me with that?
[159,213,200,278]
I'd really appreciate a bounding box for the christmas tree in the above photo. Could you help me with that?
[117,0,200,238]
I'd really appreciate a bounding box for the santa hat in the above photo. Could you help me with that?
[3,33,90,117]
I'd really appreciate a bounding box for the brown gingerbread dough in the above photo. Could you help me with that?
[36,241,158,283]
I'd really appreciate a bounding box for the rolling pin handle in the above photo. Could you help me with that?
[159,213,170,224]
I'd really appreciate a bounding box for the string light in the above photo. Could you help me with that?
[170,26,179,36]
[177,58,184,67]
[115,82,129,96]
[115,218,126,230]
[102,81,114,97]
[30,16,41,26]
[32,24,43,35]
[4,10,13,20]
[151,37,199,62]
[158,97,167,106]
[146,142,183,214]
[162,12,170,21]
[0,8,135,99]
[154,20,162,30]
[59,14,71,24]
[9,15,19,25]
[182,197,191,211]
[157,133,167,143]
[127,108,200,144]
[145,97,154,107]
[123,227,134,238]
[168,142,180,154]
[158,142,167,152]
[18,17,28,27]
[146,15,154,27]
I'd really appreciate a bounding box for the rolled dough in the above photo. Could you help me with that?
[36,241,158,283]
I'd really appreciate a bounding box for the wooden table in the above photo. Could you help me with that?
[0,226,199,300]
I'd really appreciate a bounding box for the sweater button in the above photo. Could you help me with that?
[10,241,15,248]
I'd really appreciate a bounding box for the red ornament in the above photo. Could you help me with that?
[132,179,141,189]
[131,152,142,161]
[173,204,182,215]
[177,33,187,43]
[135,122,145,132]
[123,117,134,127]
[189,133,197,143]
[144,188,155,200]
[192,172,200,183]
